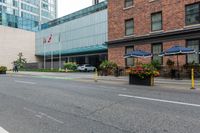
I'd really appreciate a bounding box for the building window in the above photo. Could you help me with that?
[152,43,162,64]
[125,0,133,8]
[186,3,200,26]
[125,46,134,66]
[125,18,134,36]
[151,12,162,31]
[187,40,199,63]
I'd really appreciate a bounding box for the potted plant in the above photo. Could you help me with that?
[0,66,7,74]
[64,62,77,72]
[166,59,175,68]
[99,60,117,76]
[127,64,159,86]
[151,60,161,70]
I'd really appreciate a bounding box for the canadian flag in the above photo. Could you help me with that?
[48,34,53,43]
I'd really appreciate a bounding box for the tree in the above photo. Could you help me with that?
[13,52,27,68]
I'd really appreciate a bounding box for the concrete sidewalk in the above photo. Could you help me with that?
[6,71,199,90]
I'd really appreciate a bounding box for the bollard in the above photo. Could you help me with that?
[94,68,98,82]
[191,68,195,89]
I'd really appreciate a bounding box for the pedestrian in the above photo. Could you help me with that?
[15,64,18,72]
[13,62,18,72]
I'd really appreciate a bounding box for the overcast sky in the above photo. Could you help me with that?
[58,0,92,18]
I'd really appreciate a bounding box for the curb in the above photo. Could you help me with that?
[7,72,196,86]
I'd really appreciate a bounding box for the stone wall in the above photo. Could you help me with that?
[0,25,38,69]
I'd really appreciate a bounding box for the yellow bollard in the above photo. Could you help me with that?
[94,68,98,82]
[191,68,195,89]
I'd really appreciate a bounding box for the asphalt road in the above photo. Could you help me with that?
[0,74,200,133]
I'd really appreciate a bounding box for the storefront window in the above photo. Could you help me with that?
[187,40,199,63]
[125,46,134,66]
[152,43,162,64]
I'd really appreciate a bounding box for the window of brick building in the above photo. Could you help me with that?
[125,0,133,8]
[125,18,134,36]
[125,46,134,66]
[152,43,163,64]
[187,40,199,63]
[186,3,200,26]
[151,12,162,31]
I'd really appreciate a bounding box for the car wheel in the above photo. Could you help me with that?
[85,69,87,72]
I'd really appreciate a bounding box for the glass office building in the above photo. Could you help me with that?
[0,0,57,31]
[36,1,108,68]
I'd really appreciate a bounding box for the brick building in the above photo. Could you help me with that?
[108,0,200,68]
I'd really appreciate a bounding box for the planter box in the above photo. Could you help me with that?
[129,74,154,86]
[0,71,6,74]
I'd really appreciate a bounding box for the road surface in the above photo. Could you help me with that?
[0,74,200,133]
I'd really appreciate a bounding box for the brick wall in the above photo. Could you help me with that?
[134,44,152,64]
[108,44,152,67]
[108,40,188,67]
[108,46,125,67]
[108,0,200,41]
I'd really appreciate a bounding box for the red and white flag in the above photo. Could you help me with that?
[48,34,53,43]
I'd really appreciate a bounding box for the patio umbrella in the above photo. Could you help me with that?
[124,50,152,64]
[159,45,196,79]
[124,50,152,58]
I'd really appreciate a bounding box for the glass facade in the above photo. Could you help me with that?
[0,13,39,31]
[0,0,57,31]
[36,1,108,57]
[41,1,107,30]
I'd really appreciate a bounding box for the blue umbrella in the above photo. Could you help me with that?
[124,50,152,58]
[159,45,196,79]
[159,45,196,56]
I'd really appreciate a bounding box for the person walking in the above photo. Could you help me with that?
[13,62,18,72]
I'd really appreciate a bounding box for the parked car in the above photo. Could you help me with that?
[77,64,96,72]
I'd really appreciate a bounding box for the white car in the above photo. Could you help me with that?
[77,64,96,72]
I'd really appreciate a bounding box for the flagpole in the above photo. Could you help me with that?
[44,43,46,69]
[59,33,61,70]
[59,42,61,70]
[51,50,53,70]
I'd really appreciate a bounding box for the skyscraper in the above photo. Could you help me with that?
[0,0,57,31]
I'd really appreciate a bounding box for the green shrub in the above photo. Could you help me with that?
[151,60,161,70]
[64,62,77,71]
[99,60,118,75]
[166,59,175,67]
[0,66,7,73]
[99,60,117,70]
[19,68,60,72]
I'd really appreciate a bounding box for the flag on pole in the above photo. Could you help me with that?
[48,34,53,43]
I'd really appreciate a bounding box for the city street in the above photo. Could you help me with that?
[0,74,200,133]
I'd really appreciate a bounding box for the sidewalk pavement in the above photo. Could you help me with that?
[6,71,199,90]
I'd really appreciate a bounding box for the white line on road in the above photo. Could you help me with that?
[38,112,64,124]
[14,80,36,85]
[24,107,64,124]
[119,94,200,107]
[0,127,9,133]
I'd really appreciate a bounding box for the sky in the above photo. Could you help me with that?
[58,0,92,17]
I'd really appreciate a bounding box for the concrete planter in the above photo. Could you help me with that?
[129,74,154,86]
